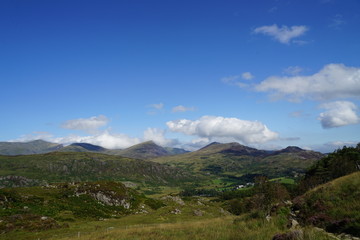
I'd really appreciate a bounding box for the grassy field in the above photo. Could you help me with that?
[0,211,337,240]
[42,216,335,240]
[269,177,295,185]
[0,216,337,240]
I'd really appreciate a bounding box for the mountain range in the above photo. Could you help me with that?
[0,140,63,155]
[0,151,194,187]
[0,140,188,159]
[0,140,324,187]
[152,142,324,182]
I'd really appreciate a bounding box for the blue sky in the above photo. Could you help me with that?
[1,0,359,152]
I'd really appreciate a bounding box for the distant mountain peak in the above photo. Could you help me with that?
[29,139,47,143]
[118,141,170,159]
[196,142,267,157]
[69,143,106,152]
[137,140,158,146]
[0,140,63,155]
[198,142,222,151]
[281,146,305,153]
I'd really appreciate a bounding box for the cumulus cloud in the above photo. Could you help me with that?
[12,130,141,149]
[255,64,360,101]
[143,127,179,147]
[59,132,139,149]
[172,105,196,113]
[58,115,143,148]
[166,115,278,145]
[318,101,360,128]
[61,115,108,134]
[253,24,308,44]
[10,132,54,142]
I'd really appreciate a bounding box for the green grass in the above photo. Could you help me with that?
[270,177,295,184]
[39,216,335,240]
[0,190,231,240]
[0,152,194,186]
[295,171,360,237]
[152,143,321,188]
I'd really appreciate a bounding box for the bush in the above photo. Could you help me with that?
[144,198,165,210]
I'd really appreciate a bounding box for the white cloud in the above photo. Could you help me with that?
[143,128,178,147]
[52,131,141,149]
[172,105,196,113]
[10,132,54,142]
[253,24,308,44]
[166,115,278,145]
[318,101,360,128]
[283,66,303,76]
[11,130,141,149]
[150,103,164,110]
[255,64,360,101]
[221,72,254,88]
[61,115,108,134]
[242,72,254,80]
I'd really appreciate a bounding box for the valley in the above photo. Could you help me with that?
[0,140,359,239]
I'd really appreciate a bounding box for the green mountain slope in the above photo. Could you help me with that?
[106,141,188,159]
[300,144,360,191]
[294,171,360,237]
[107,141,169,159]
[0,140,188,160]
[0,152,194,186]
[59,143,107,153]
[152,142,323,182]
[0,181,163,233]
[0,140,63,155]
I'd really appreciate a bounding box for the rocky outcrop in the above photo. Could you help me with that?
[0,176,45,188]
[161,195,185,206]
[71,182,134,209]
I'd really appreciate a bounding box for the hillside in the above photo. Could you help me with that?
[106,141,188,159]
[0,152,194,186]
[0,140,189,160]
[294,171,360,237]
[0,140,63,155]
[107,141,169,159]
[59,143,107,153]
[152,142,323,183]
[300,144,360,191]
[0,181,164,233]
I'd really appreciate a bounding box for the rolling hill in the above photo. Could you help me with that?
[0,152,194,186]
[0,140,63,155]
[299,143,360,191]
[152,142,324,183]
[294,171,360,237]
[59,143,107,153]
[0,140,188,160]
[107,141,188,159]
